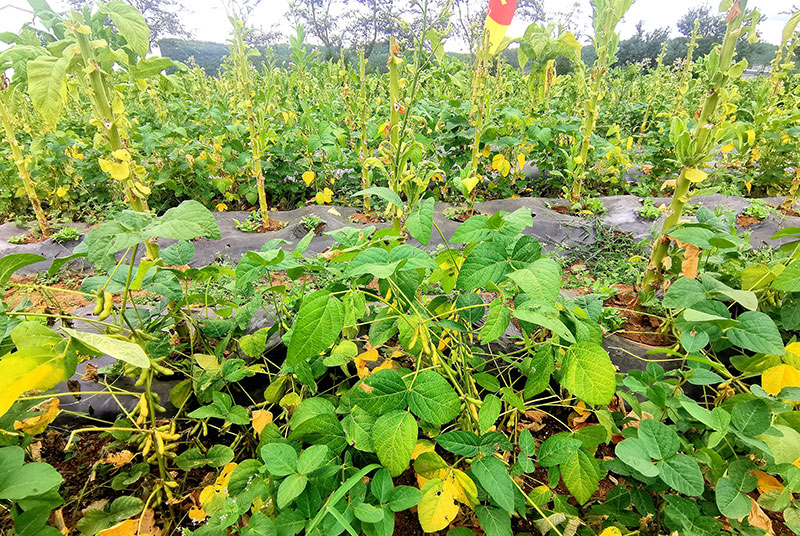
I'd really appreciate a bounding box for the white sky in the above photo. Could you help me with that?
[0,0,794,51]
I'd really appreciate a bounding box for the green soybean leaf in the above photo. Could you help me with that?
[62,327,150,369]
[615,438,659,477]
[727,311,784,356]
[26,55,69,128]
[297,445,329,475]
[481,299,510,344]
[561,449,603,505]
[286,290,344,366]
[352,187,403,209]
[277,474,307,509]
[478,394,502,434]
[663,277,706,309]
[98,1,150,57]
[406,197,434,246]
[731,398,771,437]
[537,435,582,468]
[658,455,704,496]
[637,419,680,460]
[353,369,408,415]
[506,259,561,306]
[560,342,616,406]
[456,242,510,290]
[475,505,512,536]
[260,443,297,476]
[373,410,417,477]
[471,456,514,513]
[436,431,480,457]
[715,477,751,519]
[0,253,45,286]
[407,370,460,425]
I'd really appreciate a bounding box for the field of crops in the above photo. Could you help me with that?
[2,0,800,535]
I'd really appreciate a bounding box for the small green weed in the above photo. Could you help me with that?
[52,227,81,243]
[743,199,774,220]
[301,214,325,233]
[637,198,662,220]
[234,211,264,233]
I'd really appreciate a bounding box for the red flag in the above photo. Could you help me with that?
[485,0,518,54]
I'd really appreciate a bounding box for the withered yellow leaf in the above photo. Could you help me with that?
[14,398,60,435]
[754,470,784,494]
[100,450,135,468]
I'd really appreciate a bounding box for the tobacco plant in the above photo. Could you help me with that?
[0,88,50,236]
[642,0,760,293]
[568,0,633,205]
[227,18,277,230]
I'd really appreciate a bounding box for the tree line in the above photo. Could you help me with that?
[67,0,796,72]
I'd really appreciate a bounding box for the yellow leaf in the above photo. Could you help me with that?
[446,469,478,508]
[251,409,272,439]
[194,353,220,372]
[492,154,506,171]
[132,182,151,196]
[411,440,436,460]
[100,450,135,468]
[199,485,217,506]
[56,186,69,198]
[354,348,379,379]
[661,179,677,190]
[215,203,228,212]
[762,364,800,397]
[517,153,525,171]
[460,176,479,194]
[754,470,784,494]
[721,142,735,153]
[13,398,60,435]
[500,160,510,177]
[417,479,459,533]
[302,171,315,186]
[746,130,755,145]
[99,158,130,181]
[482,145,490,158]
[785,342,800,367]
[279,392,301,409]
[216,462,237,488]
[751,148,761,161]
[598,528,623,536]
[188,506,207,522]
[99,518,139,536]
[573,155,584,165]
[112,149,131,162]
[685,168,707,183]
[316,188,333,205]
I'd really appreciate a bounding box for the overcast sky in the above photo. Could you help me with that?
[0,0,794,51]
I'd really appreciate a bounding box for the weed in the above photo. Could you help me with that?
[301,214,325,233]
[637,198,662,220]
[743,198,774,220]
[51,227,81,243]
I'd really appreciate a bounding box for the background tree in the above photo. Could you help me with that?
[345,0,403,59]
[66,0,191,46]
[287,0,344,59]
[221,0,280,46]
[616,22,670,67]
